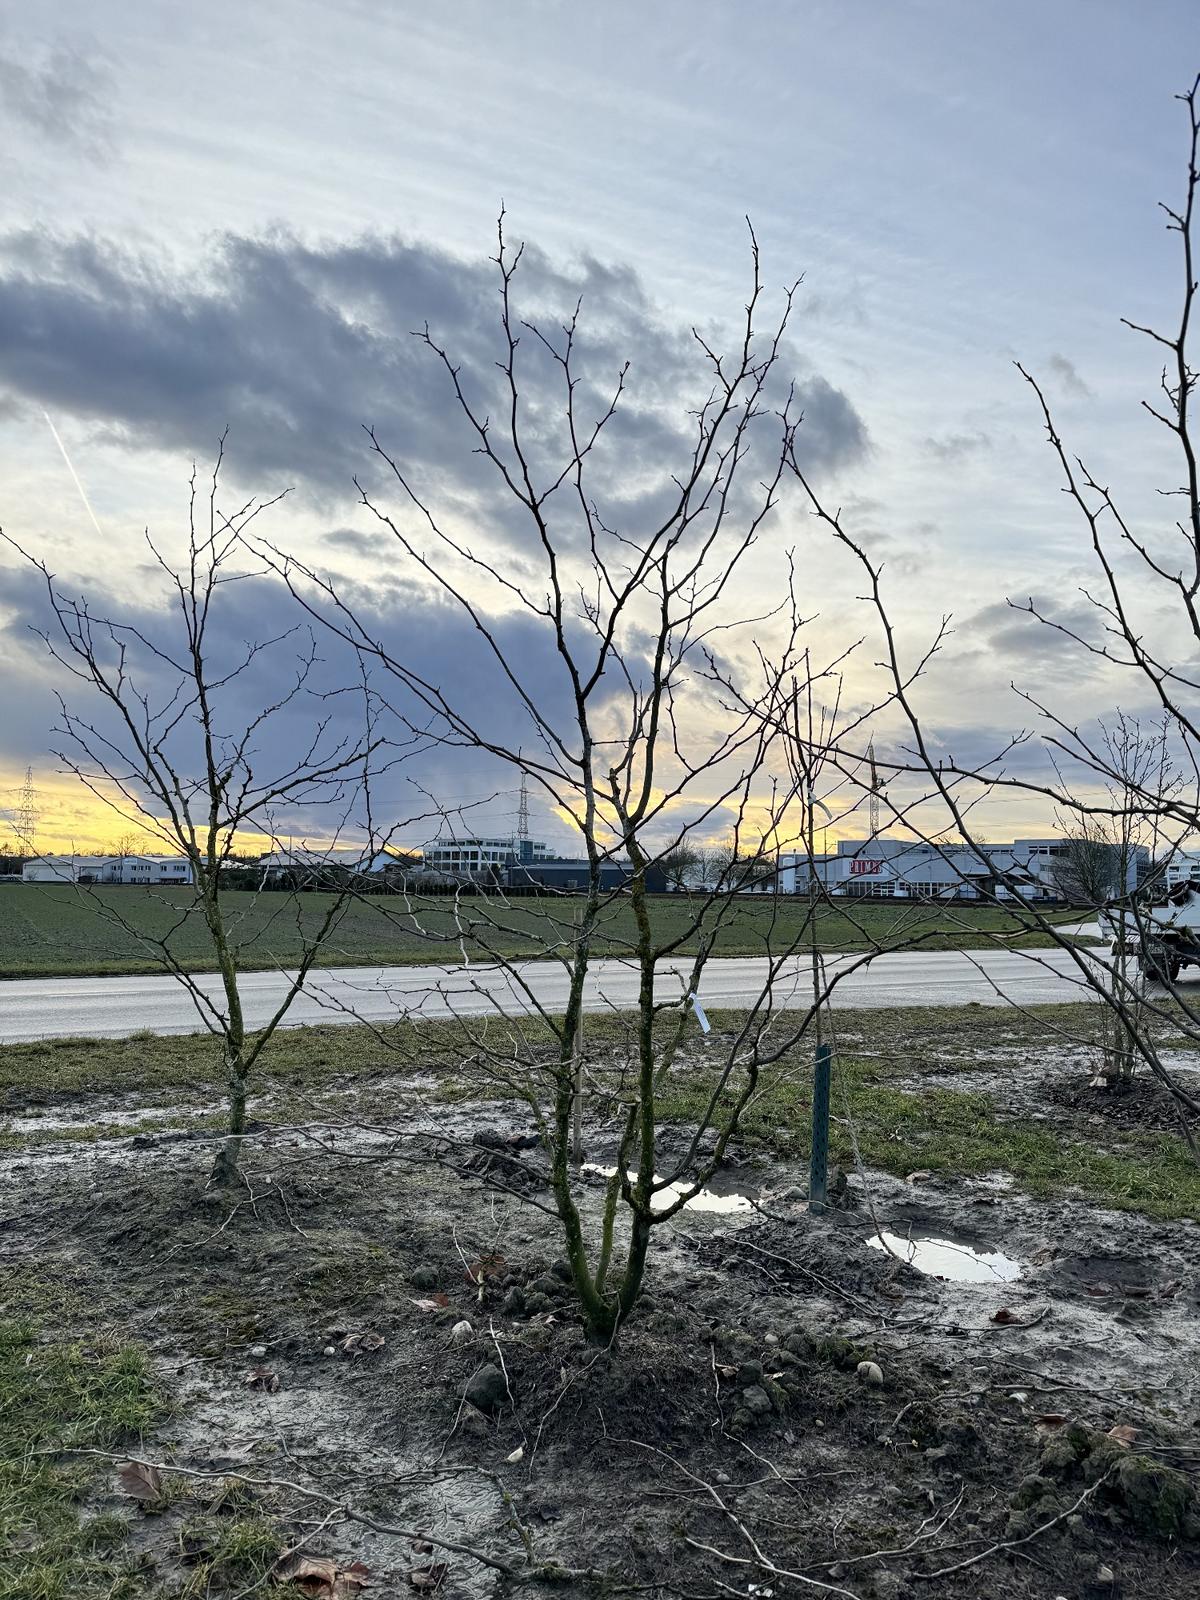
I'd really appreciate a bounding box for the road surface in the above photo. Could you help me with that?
[0,947,1119,1044]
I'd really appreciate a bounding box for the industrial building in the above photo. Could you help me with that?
[418,836,663,894]
[22,854,193,885]
[776,837,1151,902]
[421,836,550,882]
[506,855,667,894]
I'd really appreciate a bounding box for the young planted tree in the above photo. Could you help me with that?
[266,222,930,1339]
[786,75,1200,1132]
[4,452,385,1183]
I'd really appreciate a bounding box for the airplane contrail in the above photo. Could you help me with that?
[43,410,105,539]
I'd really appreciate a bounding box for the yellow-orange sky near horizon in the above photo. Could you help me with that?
[3,764,1067,861]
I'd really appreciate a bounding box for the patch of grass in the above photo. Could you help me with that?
[0,882,1082,979]
[0,1021,434,1101]
[655,1026,1200,1221]
[0,1315,159,1599]
[173,1511,282,1598]
[0,1300,289,1598]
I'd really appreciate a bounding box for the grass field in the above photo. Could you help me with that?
[4,1000,1197,1221]
[0,883,1084,979]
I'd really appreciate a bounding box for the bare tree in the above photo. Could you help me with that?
[1048,832,1123,907]
[3,450,389,1184]
[786,76,1200,1135]
[113,829,152,863]
[264,220,934,1339]
[659,843,699,892]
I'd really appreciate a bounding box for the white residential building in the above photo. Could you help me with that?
[22,854,193,885]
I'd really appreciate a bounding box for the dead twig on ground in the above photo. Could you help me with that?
[909,1469,1114,1581]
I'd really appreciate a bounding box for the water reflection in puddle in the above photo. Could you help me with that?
[867,1230,1022,1283]
[583,1163,754,1214]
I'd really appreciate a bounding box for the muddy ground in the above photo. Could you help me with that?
[3,1028,1200,1599]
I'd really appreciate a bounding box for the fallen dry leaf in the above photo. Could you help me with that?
[904,1170,933,1184]
[716,1363,738,1379]
[505,1444,524,1464]
[1107,1423,1139,1448]
[338,1331,387,1356]
[465,1252,506,1285]
[991,1308,1021,1325]
[1034,1413,1069,1432]
[410,1296,451,1313]
[273,1552,370,1596]
[274,1554,338,1593]
[410,1539,433,1554]
[117,1460,162,1502]
[243,1366,280,1392]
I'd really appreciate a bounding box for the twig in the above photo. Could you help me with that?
[910,1470,1113,1581]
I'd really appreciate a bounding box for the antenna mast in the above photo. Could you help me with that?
[517,765,530,853]
[867,740,881,840]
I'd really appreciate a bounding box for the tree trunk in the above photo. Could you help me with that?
[210,1040,247,1185]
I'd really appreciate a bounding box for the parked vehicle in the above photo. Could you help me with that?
[1103,883,1200,983]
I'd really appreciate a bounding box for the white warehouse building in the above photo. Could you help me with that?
[777,837,1149,901]
[22,854,193,885]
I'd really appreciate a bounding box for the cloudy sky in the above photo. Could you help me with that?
[0,0,1196,851]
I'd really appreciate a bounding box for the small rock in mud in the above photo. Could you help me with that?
[410,1265,438,1290]
[742,1384,772,1416]
[450,1320,473,1342]
[857,1360,884,1386]
[501,1286,526,1316]
[528,1274,563,1297]
[466,1363,511,1414]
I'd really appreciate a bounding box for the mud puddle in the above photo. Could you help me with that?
[582,1161,756,1214]
[866,1227,1022,1283]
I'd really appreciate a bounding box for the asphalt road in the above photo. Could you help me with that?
[0,947,1115,1044]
